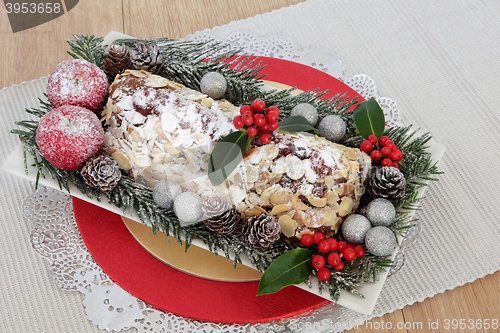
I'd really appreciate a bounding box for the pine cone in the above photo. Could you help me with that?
[81,155,121,193]
[130,42,163,74]
[369,166,406,202]
[202,196,240,235]
[103,44,131,80]
[241,213,281,249]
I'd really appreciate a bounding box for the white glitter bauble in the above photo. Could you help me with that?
[365,226,397,256]
[200,72,227,99]
[152,179,182,209]
[290,103,319,126]
[318,115,346,142]
[365,198,396,227]
[173,192,204,226]
[341,214,372,244]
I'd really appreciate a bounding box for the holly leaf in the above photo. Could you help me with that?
[353,97,385,139]
[278,116,319,135]
[257,248,313,296]
[208,131,249,187]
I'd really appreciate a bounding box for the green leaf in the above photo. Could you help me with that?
[278,116,319,135]
[353,97,385,139]
[208,130,249,187]
[257,248,313,296]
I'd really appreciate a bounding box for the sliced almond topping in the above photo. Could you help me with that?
[111,151,132,170]
[309,197,327,208]
[128,69,147,78]
[244,206,266,217]
[278,215,298,238]
[271,204,289,215]
[270,189,293,205]
[339,196,354,217]
[325,191,340,204]
[339,183,355,197]
[345,149,357,160]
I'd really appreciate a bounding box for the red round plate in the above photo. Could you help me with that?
[73,58,363,324]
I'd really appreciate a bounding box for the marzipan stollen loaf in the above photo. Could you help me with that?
[101,70,371,239]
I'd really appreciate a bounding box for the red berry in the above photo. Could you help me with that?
[251,99,266,112]
[360,140,373,153]
[36,105,104,170]
[389,150,403,161]
[327,252,341,266]
[253,113,266,127]
[388,142,398,151]
[343,248,356,261]
[326,238,337,252]
[381,146,392,157]
[242,112,254,126]
[300,234,313,246]
[319,241,330,253]
[367,134,378,145]
[370,150,382,161]
[260,132,272,144]
[47,59,109,113]
[383,139,393,147]
[393,162,400,169]
[269,121,279,131]
[336,241,346,253]
[378,136,391,146]
[312,255,326,269]
[354,245,365,258]
[261,122,272,131]
[333,261,345,272]
[381,158,394,167]
[346,243,355,249]
[240,105,253,115]
[317,267,331,281]
[313,233,325,245]
[233,115,244,128]
[266,111,279,124]
[267,105,280,114]
[246,126,257,137]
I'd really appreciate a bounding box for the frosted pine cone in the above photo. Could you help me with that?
[81,155,121,193]
[369,166,406,202]
[202,196,240,235]
[130,42,162,74]
[242,213,281,249]
[103,44,131,80]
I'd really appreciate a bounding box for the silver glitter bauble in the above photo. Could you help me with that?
[318,115,346,142]
[153,179,182,209]
[342,214,372,244]
[290,103,319,126]
[173,192,204,226]
[365,226,397,256]
[200,72,227,99]
[365,198,396,227]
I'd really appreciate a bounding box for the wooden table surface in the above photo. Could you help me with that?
[1,1,499,332]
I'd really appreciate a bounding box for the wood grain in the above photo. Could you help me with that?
[1,1,499,332]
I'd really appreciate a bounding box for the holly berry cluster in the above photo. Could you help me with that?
[360,135,404,168]
[233,99,280,144]
[300,232,365,282]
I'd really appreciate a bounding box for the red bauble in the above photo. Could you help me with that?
[35,105,104,170]
[47,59,109,113]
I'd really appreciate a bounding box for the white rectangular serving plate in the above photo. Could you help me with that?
[3,31,446,315]
[3,137,445,316]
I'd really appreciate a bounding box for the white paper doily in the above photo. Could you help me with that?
[22,32,411,332]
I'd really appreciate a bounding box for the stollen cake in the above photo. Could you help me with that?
[101,69,371,239]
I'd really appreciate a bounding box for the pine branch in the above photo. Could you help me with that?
[67,34,106,67]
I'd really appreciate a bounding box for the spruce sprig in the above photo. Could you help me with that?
[67,34,106,67]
